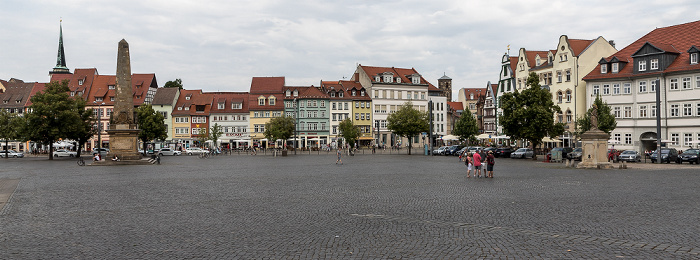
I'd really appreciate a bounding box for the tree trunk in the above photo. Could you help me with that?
[531,142,538,160]
[3,140,7,159]
[49,143,54,160]
[408,140,412,155]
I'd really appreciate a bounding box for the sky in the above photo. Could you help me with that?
[1,0,698,100]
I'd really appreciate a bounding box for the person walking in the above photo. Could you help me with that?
[473,150,482,178]
[465,152,473,178]
[486,151,495,178]
[479,149,488,177]
[336,148,343,165]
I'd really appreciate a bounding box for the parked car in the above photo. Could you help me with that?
[650,148,678,163]
[510,148,534,159]
[494,147,513,158]
[567,147,583,161]
[92,148,110,155]
[185,147,208,155]
[455,147,469,157]
[677,149,700,164]
[618,150,641,162]
[158,148,181,156]
[550,147,573,159]
[0,150,24,158]
[445,145,464,156]
[483,147,497,155]
[432,146,449,155]
[53,149,77,157]
[468,146,482,153]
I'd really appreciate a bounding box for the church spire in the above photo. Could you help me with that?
[50,19,70,75]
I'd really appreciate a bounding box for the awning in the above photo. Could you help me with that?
[476,134,490,139]
[542,137,562,143]
[358,137,374,140]
[442,134,459,140]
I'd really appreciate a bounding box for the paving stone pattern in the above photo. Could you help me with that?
[0,154,699,259]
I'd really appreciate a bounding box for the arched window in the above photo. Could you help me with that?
[566,109,572,123]
[566,90,572,102]
[557,91,563,103]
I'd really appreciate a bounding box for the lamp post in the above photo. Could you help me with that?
[294,98,297,155]
[94,101,105,160]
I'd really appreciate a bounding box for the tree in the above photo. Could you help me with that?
[0,110,24,158]
[164,78,183,89]
[196,128,209,149]
[209,123,223,151]
[574,95,617,136]
[500,72,565,159]
[452,108,479,143]
[264,116,295,150]
[23,80,83,160]
[387,101,429,155]
[65,98,95,158]
[136,104,167,154]
[338,118,360,149]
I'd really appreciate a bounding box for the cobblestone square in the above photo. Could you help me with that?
[1,154,699,259]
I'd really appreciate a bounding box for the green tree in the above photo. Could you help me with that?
[574,95,617,136]
[387,101,429,155]
[338,118,360,149]
[500,72,565,159]
[452,108,479,143]
[164,78,183,89]
[136,104,167,154]
[24,80,83,160]
[66,98,95,158]
[0,110,24,158]
[264,116,295,150]
[196,128,209,149]
[209,123,223,151]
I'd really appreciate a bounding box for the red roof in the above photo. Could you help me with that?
[209,92,250,114]
[358,65,431,85]
[25,83,46,107]
[447,102,463,111]
[250,77,285,94]
[509,56,518,74]
[525,51,550,68]
[585,20,700,80]
[568,39,595,57]
[172,89,215,116]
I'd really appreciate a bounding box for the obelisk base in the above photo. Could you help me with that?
[107,126,142,161]
[577,129,614,169]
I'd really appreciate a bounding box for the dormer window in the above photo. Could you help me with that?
[269,96,276,106]
[375,76,380,82]
[96,97,103,102]
[258,96,265,106]
[612,63,619,73]
[232,103,242,109]
[108,85,115,90]
[383,75,392,83]
[330,92,335,97]
[78,79,84,85]
[185,107,190,111]
[639,60,647,71]
[293,90,298,97]
[601,64,608,74]
[470,93,474,100]
[650,59,659,70]
[361,90,365,96]
[691,53,698,64]
[352,90,356,96]
[285,89,291,97]
[339,92,344,98]
[185,95,190,100]
[110,97,115,101]
[412,76,420,84]
[70,91,75,96]
[396,77,401,83]
[218,103,224,109]
[178,107,182,110]
[536,57,541,66]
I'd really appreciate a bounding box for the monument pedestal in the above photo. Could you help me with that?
[107,124,142,161]
[577,129,614,169]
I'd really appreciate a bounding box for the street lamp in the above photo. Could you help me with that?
[294,98,297,155]
[94,101,105,160]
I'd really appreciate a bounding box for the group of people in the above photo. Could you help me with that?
[460,149,495,178]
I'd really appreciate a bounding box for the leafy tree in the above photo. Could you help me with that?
[387,101,429,155]
[574,95,617,136]
[164,78,183,89]
[338,118,360,149]
[136,104,167,153]
[452,108,479,143]
[65,98,95,158]
[500,72,565,159]
[24,80,83,160]
[264,116,295,150]
[209,123,223,150]
[0,110,24,158]
[196,128,209,149]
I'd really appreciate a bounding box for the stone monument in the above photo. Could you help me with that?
[577,104,614,169]
[106,39,142,161]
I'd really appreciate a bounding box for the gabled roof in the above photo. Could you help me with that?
[509,56,518,74]
[25,83,46,107]
[585,20,700,80]
[250,77,285,94]
[461,87,486,101]
[358,65,430,85]
[320,80,351,100]
[152,87,180,105]
[0,78,35,108]
[447,102,463,111]
[568,39,595,57]
[209,92,250,114]
[171,89,215,116]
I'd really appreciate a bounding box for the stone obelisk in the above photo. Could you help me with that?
[107,39,142,161]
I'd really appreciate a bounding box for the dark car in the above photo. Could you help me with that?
[495,147,513,158]
[550,147,573,160]
[650,148,678,163]
[677,149,700,164]
[445,145,464,156]
[483,147,497,155]
[455,147,468,157]
[567,147,582,161]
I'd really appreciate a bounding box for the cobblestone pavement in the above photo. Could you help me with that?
[1,153,699,259]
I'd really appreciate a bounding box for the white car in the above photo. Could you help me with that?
[0,150,24,158]
[53,149,78,157]
[158,148,181,156]
[185,147,208,155]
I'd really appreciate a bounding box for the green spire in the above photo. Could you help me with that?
[51,20,69,74]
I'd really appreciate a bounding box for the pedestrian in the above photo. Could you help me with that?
[473,150,482,178]
[465,152,473,178]
[486,151,495,178]
[336,148,342,165]
[479,149,487,177]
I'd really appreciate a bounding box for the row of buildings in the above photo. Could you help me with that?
[458,20,700,152]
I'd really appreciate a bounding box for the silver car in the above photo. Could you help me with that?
[510,148,534,159]
[0,150,24,158]
[158,148,181,156]
[618,150,641,162]
[53,149,78,157]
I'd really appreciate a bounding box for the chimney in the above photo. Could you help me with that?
[608,40,615,48]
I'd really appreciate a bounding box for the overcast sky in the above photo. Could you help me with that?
[1,0,697,99]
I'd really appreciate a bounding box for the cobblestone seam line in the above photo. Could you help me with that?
[0,179,21,216]
[350,213,699,256]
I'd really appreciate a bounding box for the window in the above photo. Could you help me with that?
[110,97,115,101]
[361,90,365,96]
[651,59,658,70]
[603,84,610,95]
[614,133,621,143]
[682,77,691,89]
[332,102,337,110]
[625,133,632,145]
[360,102,365,108]
[78,79,84,85]
[557,91,563,103]
[613,84,620,95]
[320,101,325,107]
[355,113,359,120]
[601,64,607,74]
[639,105,647,118]
[623,83,631,94]
[254,111,259,118]
[670,104,679,117]
[566,110,572,123]
[593,85,600,95]
[338,92,343,98]
[565,70,571,81]
[557,112,563,123]
[374,90,378,98]
[108,85,115,90]
[344,103,348,110]
[384,75,392,83]
[566,90,571,102]
[330,92,335,97]
[258,97,265,106]
[697,103,700,116]
[692,53,698,64]
[638,81,647,93]
[355,101,359,108]
[352,90,356,96]
[613,107,621,118]
[696,76,700,88]
[650,80,657,92]
[683,103,692,116]
[218,103,224,109]
[269,97,275,106]
[685,133,694,146]
[624,106,632,118]
[639,60,647,71]
[612,63,618,73]
[293,90,298,97]
[70,91,75,96]
[96,97,103,102]
[651,105,657,117]
[671,133,679,145]
[670,78,679,90]
[557,71,562,83]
